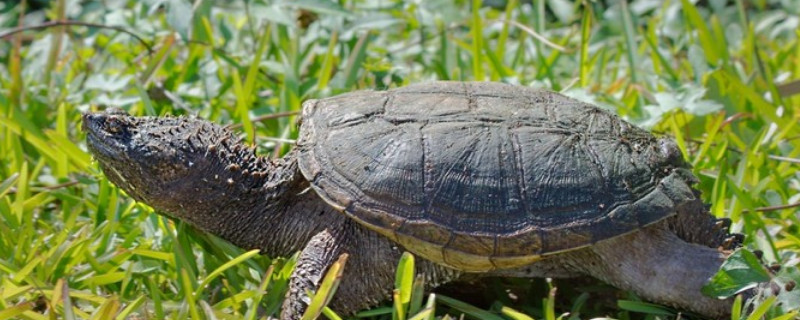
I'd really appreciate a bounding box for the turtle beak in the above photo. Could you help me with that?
[82,112,114,143]
[83,112,115,160]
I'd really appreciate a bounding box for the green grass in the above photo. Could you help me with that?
[1,0,799,319]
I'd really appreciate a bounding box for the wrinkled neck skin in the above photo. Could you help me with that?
[142,143,338,257]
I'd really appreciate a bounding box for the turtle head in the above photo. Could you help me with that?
[83,109,303,250]
[83,108,237,211]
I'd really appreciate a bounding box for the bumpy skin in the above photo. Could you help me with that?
[83,83,740,319]
[82,111,461,318]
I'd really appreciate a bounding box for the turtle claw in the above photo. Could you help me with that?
[713,218,731,232]
[709,217,744,251]
[719,233,744,251]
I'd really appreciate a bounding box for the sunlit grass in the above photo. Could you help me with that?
[0,0,798,318]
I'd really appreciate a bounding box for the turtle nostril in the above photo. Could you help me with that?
[81,113,104,133]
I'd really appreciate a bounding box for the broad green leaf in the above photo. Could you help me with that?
[773,266,800,312]
[702,249,771,298]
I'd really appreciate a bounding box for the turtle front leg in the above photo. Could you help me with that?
[279,223,402,319]
[281,221,464,319]
[567,224,734,318]
[281,229,345,320]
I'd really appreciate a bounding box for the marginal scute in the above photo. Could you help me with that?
[494,227,543,256]
[490,254,542,270]
[659,172,696,203]
[397,221,452,246]
[442,247,494,272]
[300,99,318,119]
[634,184,678,227]
[346,202,404,233]
[540,226,593,254]
[311,176,350,211]
[395,224,448,265]
[446,232,495,256]
[296,81,694,271]
[297,146,322,181]
[606,202,638,229]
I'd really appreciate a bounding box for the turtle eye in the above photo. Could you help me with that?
[105,117,125,134]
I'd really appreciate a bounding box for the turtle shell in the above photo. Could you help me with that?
[296,81,696,272]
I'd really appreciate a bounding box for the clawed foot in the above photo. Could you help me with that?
[712,218,744,251]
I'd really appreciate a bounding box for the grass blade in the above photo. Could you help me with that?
[342,32,369,88]
[318,31,339,90]
[301,253,348,320]
[501,306,535,320]
[436,295,504,320]
[617,300,675,316]
[680,0,721,66]
[579,3,592,88]
[745,296,776,320]
[0,301,35,319]
[470,0,484,80]
[619,0,639,84]
[195,249,260,297]
[180,268,202,320]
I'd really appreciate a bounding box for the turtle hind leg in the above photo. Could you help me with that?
[568,224,735,318]
[669,192,743,250]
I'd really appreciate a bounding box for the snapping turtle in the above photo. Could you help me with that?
[83,81,740,319]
